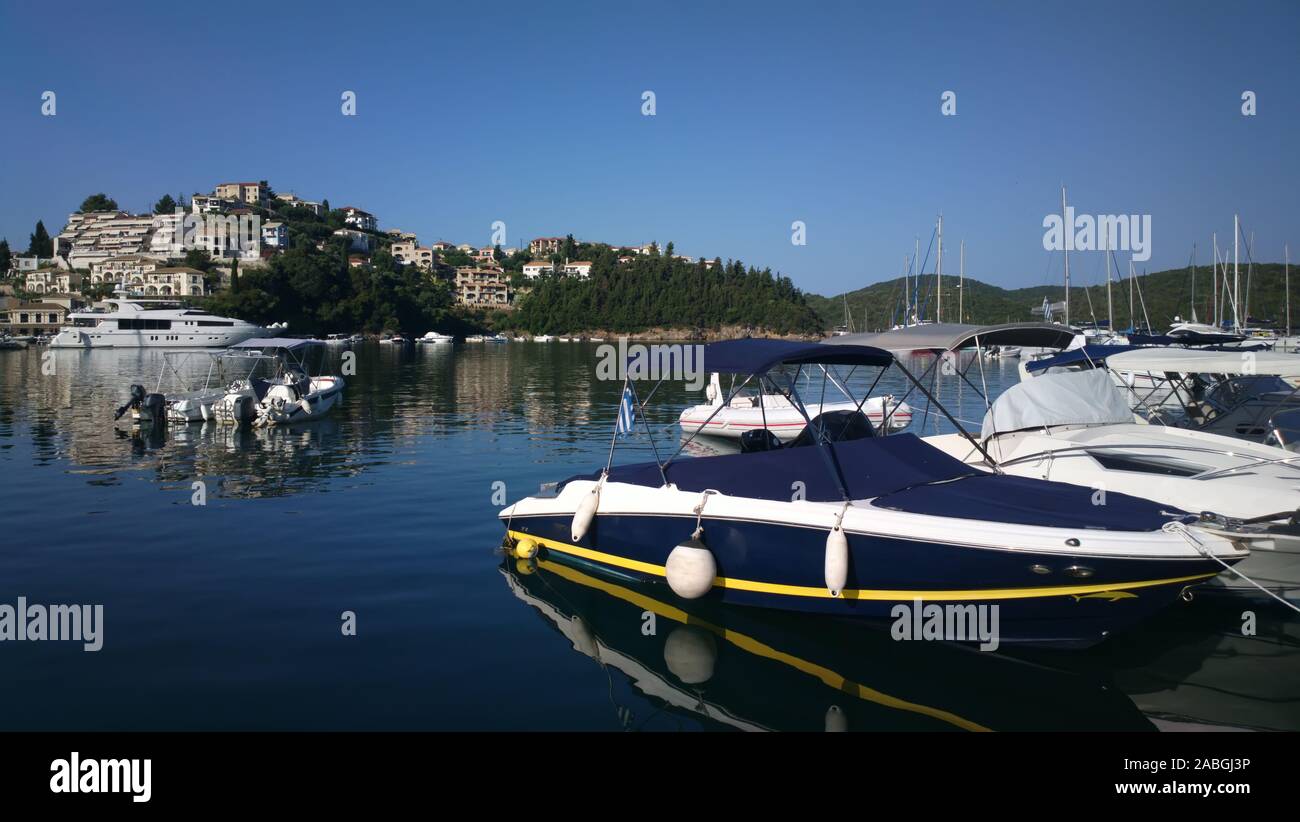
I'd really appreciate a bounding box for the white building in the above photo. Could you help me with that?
[562,261,593,279]
[522,261,553,279]
[340,207,376,231]
[25,268,83,294]
[191,195,236,214]
[10,255,55,274]
[54,212,157,270]
[262,221,288,250]
[91,255,159,286]
[333,229,374,253]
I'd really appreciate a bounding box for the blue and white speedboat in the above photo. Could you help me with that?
[500,339,1249,648]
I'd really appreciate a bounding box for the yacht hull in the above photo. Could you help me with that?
[50,326,265,349]
[502,506,1234,648]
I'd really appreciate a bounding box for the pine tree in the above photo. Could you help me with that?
[0,239,11,275]
[154,194,178,214]
[29,221,53,257]
[230,258,240,292]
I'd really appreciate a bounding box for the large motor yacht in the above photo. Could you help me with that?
[49,296,273,349]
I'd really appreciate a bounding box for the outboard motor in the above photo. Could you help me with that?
[113,384,147,421]
[141,392,167,424]
[232,394,255,422]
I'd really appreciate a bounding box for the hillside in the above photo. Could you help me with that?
[808,263,1296,332]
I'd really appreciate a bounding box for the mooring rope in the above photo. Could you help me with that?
[1162,521,1300,614]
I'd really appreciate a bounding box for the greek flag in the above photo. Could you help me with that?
[616,384,637,437]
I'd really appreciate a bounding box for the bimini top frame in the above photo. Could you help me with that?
[602,338,998,503]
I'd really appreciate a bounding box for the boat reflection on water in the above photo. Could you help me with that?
[114,417,358,498]
[1092,601,1300,732]
[501,556,1154,731]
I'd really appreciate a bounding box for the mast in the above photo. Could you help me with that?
[914,236,920,325]
[1103,221,1113,332]
[1212,233,1218,326]
[1287,244,1292,338]
[903,254,910,327]
[959,239,965,324]
[936,215,943,324]
[1190,243,1197,323]
[1233,214,1240,330]
[1061,185,1070,326]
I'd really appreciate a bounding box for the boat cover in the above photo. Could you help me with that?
[566,433,1184,531]
[981,369,1133,438]
[1023,344,1140,374]
[702,339,892,375]
[1105,348,1300,378]
[825,322,1077,353]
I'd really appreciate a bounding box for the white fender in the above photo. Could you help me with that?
[665,538,716,599]
[571,482,601,542]
[825,525,849,597]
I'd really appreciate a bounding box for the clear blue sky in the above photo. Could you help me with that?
[1,0,1296,296]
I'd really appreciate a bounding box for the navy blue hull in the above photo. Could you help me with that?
[505,512,1229,648]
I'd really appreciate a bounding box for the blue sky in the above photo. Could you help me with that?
[1,0,1296,296]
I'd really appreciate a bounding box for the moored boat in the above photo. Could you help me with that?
[500,340,1248,648]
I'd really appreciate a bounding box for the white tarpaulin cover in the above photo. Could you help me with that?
[1104,347,1300,378]
[982,369,1133,438]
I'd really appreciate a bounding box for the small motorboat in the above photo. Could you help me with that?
[988,345,1021,359]
[324,333,352,346]
[418,331,455,345]
[500,339,1250,649]
[486,333,509,343]
[679,371,912,440]
[533,334,555,343]
[465,334,486,343]
[209,338,345,426]
[379,334,411,345]
[0,335,29,350]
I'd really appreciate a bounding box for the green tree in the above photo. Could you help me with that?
[229,258,240,292]
[154,194,178,214]
[0,239,11,275]
[182,248,214,272]
[79,193,119,212]
[28,221,53,257]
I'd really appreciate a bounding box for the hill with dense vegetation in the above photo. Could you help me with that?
[807,262,1296,332]
[506,244,824,337]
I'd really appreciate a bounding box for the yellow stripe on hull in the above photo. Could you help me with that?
[506,530,1216,602]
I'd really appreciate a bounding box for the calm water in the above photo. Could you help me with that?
[0,343,1295,731]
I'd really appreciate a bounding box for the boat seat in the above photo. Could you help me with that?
[740,429,783,453]
[788,410,874,448]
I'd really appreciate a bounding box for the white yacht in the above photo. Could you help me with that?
[50,297,271,349]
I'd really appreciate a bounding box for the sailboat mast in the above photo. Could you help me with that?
[914,236,920,325]
[1287,244,1292,338]
[1190,243,1197,323]
[959,239,965,324]
[1234,214,1240,330]
[1103,221,1113,332]
[903,254,910,328]
[1212,233,1219,326]
[936,215,943,324]
[1061,185,1070,326]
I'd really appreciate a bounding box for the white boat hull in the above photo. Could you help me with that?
[680,396,912,440]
